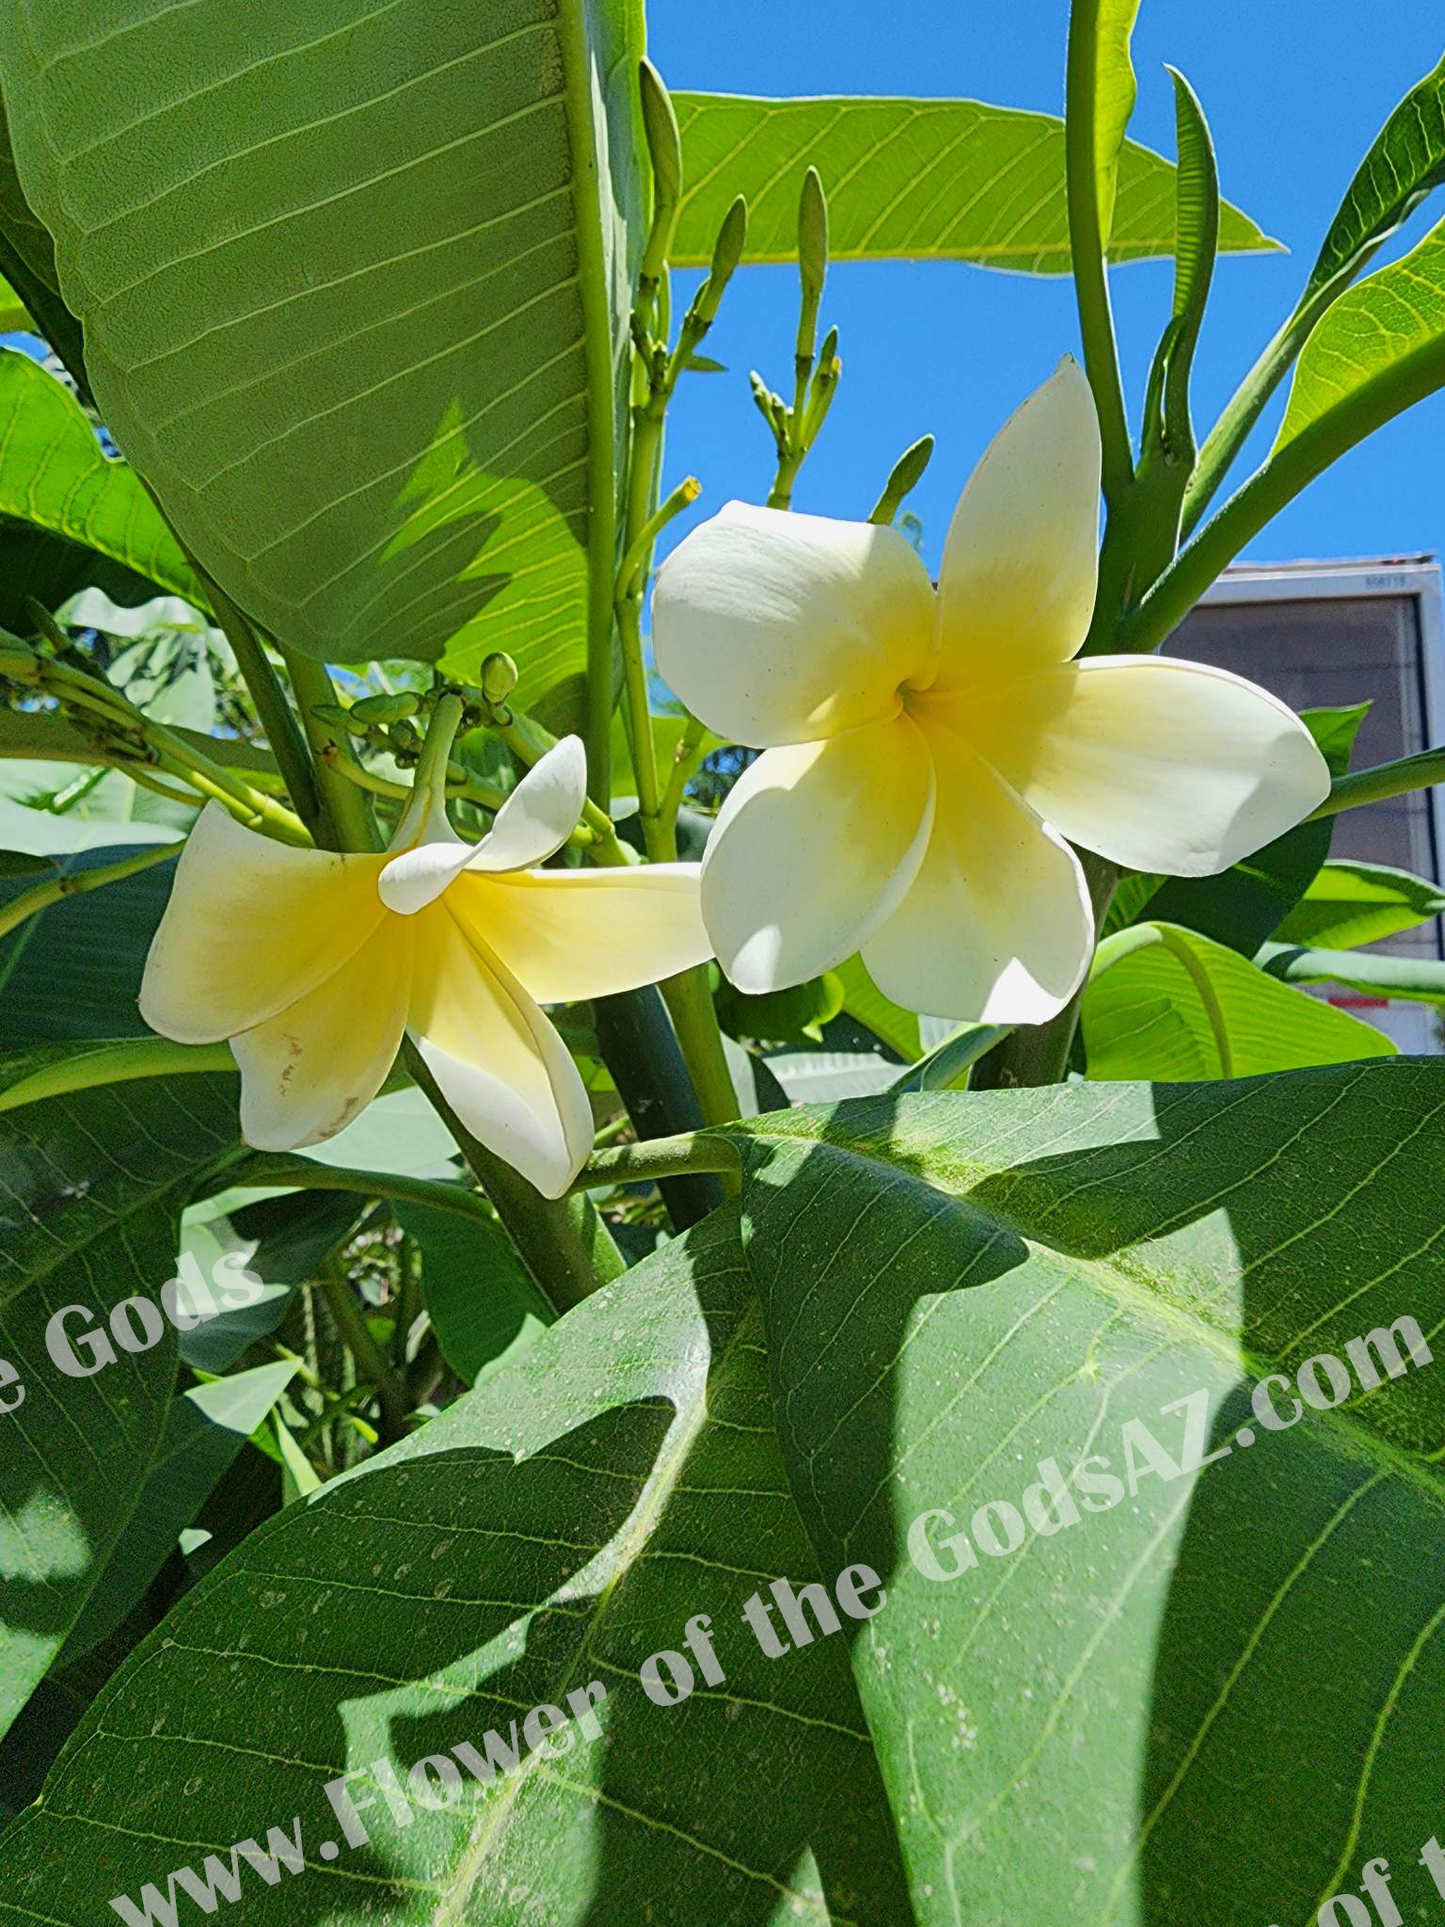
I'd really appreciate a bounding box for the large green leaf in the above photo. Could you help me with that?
[0,2,646,721]
[671,93,1279,269]
[0,841,176,1038]
[1082,920,1396,1078]
[1275,212,1445,456]
[0,1208,910,1922]
[1260,940,1445,1009]
[0,92,88,388]
[0,349,197,600]
[1305,51,1445,303]
[59,1361,299,1667]
[727,1063,1445,1923]
[0,1067,246,1739]
[1274,857,1445,950]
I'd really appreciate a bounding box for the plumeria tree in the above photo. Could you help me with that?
[1,3,1445,1923]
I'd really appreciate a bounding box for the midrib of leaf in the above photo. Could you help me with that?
[433,1294,778,1924]
[729,1082,1445,1511]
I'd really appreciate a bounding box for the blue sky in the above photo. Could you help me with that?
[650,1,1445,577]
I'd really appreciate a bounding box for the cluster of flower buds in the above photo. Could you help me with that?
[312,652,521,777]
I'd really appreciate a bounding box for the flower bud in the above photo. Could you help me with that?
[692,196,746,331]
[869,433,935,526]
[480,651,519,705]
[350,691,420,725]
[798,167,828,307]
[638,59,682,289]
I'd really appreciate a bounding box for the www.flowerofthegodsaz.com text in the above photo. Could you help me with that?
[107,1312,1434,1926]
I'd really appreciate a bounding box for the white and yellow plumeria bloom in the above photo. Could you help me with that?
[140,735,710,1196]
[653,358,1330,1023]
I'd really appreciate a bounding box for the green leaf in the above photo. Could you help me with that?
[0,4,645,724]
[0,1067,246,1739]
[0,846,51,876]
[1274,211,1445,459]
[0,841,176,1039]
[833,950,920,1059]
[715,971,845,1046]
[0,350,198,602]
[725,1063,1445,1922]
[1274,858,1445,950]
[272,1411,322,1504]
[0,94,88,390]
[0,1209,910,1921]
[1092,1,1142,248]
[671,93,1279,270]
[762,1046,902,1103]
[395,1197,552,1386]
[296,1086,461,1180]
[1259,940,1445,1008]
[59,1361,299,1666]
[175,1189,361,1374]
[1083,921,1396,1078]
[1305,51,1445,304]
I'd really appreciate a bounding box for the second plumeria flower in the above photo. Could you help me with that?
[140,701,711,1196]
[653,357,1330,1023]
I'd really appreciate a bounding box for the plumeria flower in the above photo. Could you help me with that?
[140,728,710,1196]
[653,358,1330,1023]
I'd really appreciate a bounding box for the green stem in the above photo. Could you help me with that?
[1181,264,1370,540]
[0,1038,235,1116]
[1065,0,1133,506]
[615,392,668,848]
[199,574,323,834]
[147,744,309,843]
[0,842,177,944]
[222,1153,502,1229]
[319,1257,408,1441]
[278,646,379,852]
[658,713,708,839]
[1306,745,1445,821]
[659,966,740,1134]
[555,0,622,808]
[30,653,310,841]
[570,1129,739,1193]
[402,1038,622,1314]
[1122,334,1445,655]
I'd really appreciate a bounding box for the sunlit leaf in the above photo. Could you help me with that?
[1083,921,1396,1078]
[1274,858,1445,950]
[725,1064,1445,1922]
[671,93,1279,270]
[0,3,646,725]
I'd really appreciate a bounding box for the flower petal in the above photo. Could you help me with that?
[408,903,593,1198]
[862,721,1093,1023]
[379,737,589,915]
[954,655,1332,876]
[231,917,412,1151]
[932,357,1101,687]
[467,734,587,873]
[653,500,936,747]
[701,715,935,993]
[447,864,712,1005]
[139,801,387,1044]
